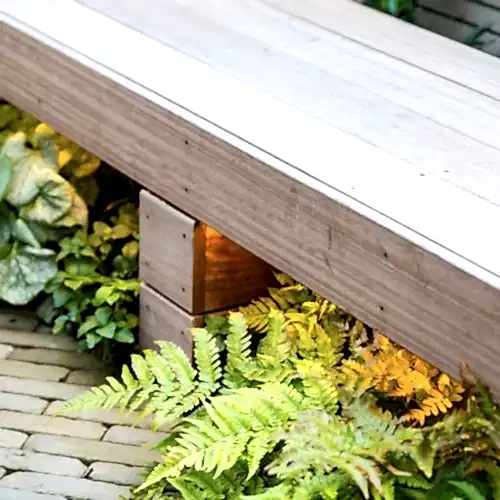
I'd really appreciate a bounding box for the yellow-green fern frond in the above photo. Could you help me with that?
[256,309,290,362]
[62,330,222,430]
[294,359,339,414]
[138,383,305,490]
[224,312,253,389]
[241,484,292,500]
[239,298,278,333]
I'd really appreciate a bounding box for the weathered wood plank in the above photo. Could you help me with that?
[140,190,199,312]
[140,190,275,313]
[63,0,500,210]
[2,2,500,399]
[139,284,202,355]
[265,0,500,99]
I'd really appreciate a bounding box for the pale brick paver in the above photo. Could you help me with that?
[0,330,76,351]
[0,310,38,332]
[1,472,130,500]
[0,487,66,499]
[66,369,108,386]
[88,462,146,486]
[25,434,161,466]
[10,348,101,370]
[0,411,106,439]
[0,344,14,359]
[0,448,86,476]
[0,429,28,448]
[0,393,48,414]
[0,311,175,499]
[0,376,89,401]
[0,360,69,382]
[45,401,157,430]
[34,325,52,334]
[103,425,168,446]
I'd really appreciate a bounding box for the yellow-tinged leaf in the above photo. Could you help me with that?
[58,149,72,168]
[73,156,100,179]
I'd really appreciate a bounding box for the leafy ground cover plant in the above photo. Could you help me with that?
[37,202,140,356]
[0,132,88,305]
[1,102,141,356]
[64,275,500,499]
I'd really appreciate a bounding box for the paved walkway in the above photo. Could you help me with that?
[0,309,164,500]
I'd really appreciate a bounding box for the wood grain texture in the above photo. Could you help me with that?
[265,0,500,99]
[2,5,500,398]
[74,0,500,208]
[4,1,500,278]
[139,284,202,355]
[140,190,276,313]
[140,190,199,311]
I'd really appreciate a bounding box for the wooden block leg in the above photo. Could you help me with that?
[139,284,203,357]
[140,190,276,315]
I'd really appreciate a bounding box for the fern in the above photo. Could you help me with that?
[65,282,500,500]
[140,383,305,489]
[266,407,420,499]
[342,332,465,425]
[63,328,222,430]
[240,273,349,370]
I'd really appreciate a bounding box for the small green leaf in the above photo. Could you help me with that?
[100,242,112,256]
[53,288,73,308]
[93,285,113,306]
[111,224,132,239]
[85,332,101,349]
[126,314,139,329]
[96,322,116,339]
[115,327,135,344]
[449,481,487,500]
[77,316,100,337]
[122,240,139,258]
[64,257,99,277]
[93,221,111,236]
[53,315,69,334]
[95,307,111,326]
[0,243,12,260]
[0,154,13,201]
[106,292,122,305]
[12,219,41,248]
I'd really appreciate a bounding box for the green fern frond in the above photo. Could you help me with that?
[294,359,339,414]
[292,471,351,499]
[256,309,289,362]
[167,469,240,500]
[191,328,222,385]
[241,484,292,500]
[62,362,144,414]
[223,312,253,389]
[62,331,221,430]
[239,298,278,333]
[246,432,274,479]
[139,383,305,490]
[157,341,196,393]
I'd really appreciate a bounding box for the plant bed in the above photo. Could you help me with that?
[66,274,500,500]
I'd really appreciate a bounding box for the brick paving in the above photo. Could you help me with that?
[0,309,165,500]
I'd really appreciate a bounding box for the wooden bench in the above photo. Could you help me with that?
[2,0,500,397]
